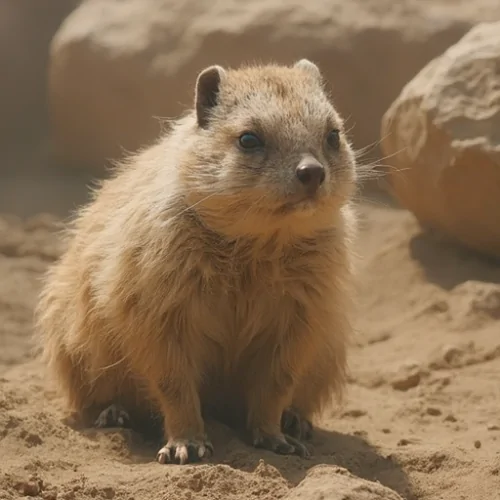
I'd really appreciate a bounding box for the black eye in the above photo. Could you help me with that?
[238,132,263,150]
[326,129,340,150]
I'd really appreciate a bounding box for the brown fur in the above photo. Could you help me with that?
[35,60,359,464]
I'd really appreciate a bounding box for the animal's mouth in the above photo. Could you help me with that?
[275,193,321,215]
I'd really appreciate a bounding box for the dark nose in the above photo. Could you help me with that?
[295,163,326,192]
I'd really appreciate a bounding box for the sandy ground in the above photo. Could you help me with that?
[1,194,500,500]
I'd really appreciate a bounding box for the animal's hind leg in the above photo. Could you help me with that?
[283,317,348,442]
[90,376,155,431]
[281,406,313,441]
[283,352,345,442]
[94,403,131,428]
[83,370,149,430]
[44,340,93,418]
[280,369,322,442]
[45,339,133,427]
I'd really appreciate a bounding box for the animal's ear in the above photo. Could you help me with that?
[195,65,226,129]
[294,59,322,82]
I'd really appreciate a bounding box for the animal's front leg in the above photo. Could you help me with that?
[145,349,213,465]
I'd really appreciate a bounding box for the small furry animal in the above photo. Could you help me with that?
[36,59,359,465]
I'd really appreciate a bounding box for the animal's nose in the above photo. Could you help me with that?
[295,162,326,192]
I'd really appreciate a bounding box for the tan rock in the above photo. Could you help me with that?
[284,465,404,500]
[48,0,500,172]
[381,22,500,259]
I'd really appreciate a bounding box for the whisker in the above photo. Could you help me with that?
[160,192,219,226]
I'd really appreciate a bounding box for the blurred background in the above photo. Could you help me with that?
[2,0,499,228]
[1,2,500,499]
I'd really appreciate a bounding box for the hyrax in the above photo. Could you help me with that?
[36,59,358,465]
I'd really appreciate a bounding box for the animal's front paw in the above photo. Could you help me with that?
[252,428,311,458]
[94,404,130,428]
[281,407,313,441]
[156,436,214,465]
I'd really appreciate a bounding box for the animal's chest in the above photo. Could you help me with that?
[195,256,313,354]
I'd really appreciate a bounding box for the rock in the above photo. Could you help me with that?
[0,0,78,166]
[442,345,465,365]
[426,407,442,417]
[381,22,500,259]
[391,373,421,391]
[390,361,423,391]
[48,0,500,172]
[468,283,500,319]
[284,465,404,500]
[397,438,412,447]
[15,478,43,497]
[342,408,367,418]
[445,281,500,331]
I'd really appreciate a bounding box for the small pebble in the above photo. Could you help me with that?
[487,424,500,431]
[397,438,410,446]
[353,430,368,437]
[442,345,462,364]
[382,428,391,434]
[342,409,367,418]
[436,375,451,387]
[17,480,41,497]
[426,407,442,416]
[444,414,457,423]
[474,440,481,449]
[391,373,421,391]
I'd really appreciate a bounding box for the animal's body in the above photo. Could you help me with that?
[36,59,359,465]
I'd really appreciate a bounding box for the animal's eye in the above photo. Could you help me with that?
[326,129,340,150]
[238,132,263,150]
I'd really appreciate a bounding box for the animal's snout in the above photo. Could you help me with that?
[295,161,325,193]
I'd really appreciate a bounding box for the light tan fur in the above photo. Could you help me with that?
[35,60,359,464]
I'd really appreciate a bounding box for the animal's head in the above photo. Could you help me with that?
[179,60,357,240]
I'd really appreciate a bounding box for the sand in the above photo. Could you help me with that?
[1,197,499,500]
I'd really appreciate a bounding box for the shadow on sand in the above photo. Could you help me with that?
[409,228,500,291]
[68,417,416,500]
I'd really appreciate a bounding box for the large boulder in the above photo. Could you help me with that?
[47,0,500,173]
[381,22,500,259]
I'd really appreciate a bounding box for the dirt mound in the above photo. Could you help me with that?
[1,203,499,499]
